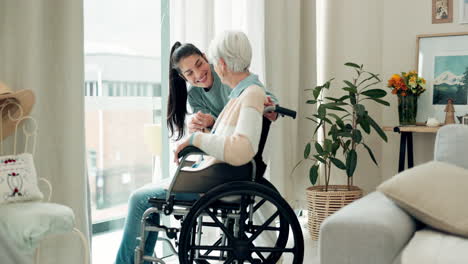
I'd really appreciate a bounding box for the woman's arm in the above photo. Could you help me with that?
[190,85,265,166]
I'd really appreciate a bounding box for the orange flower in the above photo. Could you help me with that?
[392,89,397,94]
[401,92,407,96]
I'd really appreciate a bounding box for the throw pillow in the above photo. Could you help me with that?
[378,161,468,238]
[0,153,43,203]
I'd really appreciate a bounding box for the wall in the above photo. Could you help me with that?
[318,0,468,193]
[381,0,468,182]
[320,0,384,193]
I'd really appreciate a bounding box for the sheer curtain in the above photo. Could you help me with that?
[264,0,317,205]
[0,1,91,264]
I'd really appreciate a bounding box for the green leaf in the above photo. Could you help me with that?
[314,142,324,155]
[343,87,357,93]
[344,140,352,152]
[361,89,387,99]
[323,103,347,112]
[369,98,390,106]
[306,100,317,104]
[346,149,357,177]
[313,87,322,99]
[332,141,340,155]
[358,116,371,134]
[318,105,326,119]
[367,115,388,142]
[327,113,341,120]
[352,129,362,144]
[357,74,376,87]
[324,139,333,153]
[345,62,361,68]
[309,165,319,185]
[330,157,346,170]
[363,143,378,166]
[323,117,333,125]
[343,80,357,91]
[354,104,366,117]
[313,155,327,164]
[365,71,381,82]
[313,120,323,136]
[304,143,311,159]
[338,95,351,101]
[306,117,318,123]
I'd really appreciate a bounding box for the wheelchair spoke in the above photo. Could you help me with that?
[192,245,234,251]
[254,251,266,261]
[252,198,267,213]
[201,237,223,256]
[205,208,236,241]
[223,255,235,264]
[247,210,280,243]
[250,246,295,253]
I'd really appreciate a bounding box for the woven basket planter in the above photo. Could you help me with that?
[306,185,363,240]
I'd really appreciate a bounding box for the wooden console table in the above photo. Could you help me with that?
[383,125,442,172]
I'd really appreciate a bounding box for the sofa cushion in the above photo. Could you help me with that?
[378,161,468,238]
[401,228,468,264]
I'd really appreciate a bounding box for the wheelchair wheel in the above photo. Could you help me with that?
[178,181,304,264]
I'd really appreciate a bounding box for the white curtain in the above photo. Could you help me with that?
[264,0,317,206]
[0,1,91,264]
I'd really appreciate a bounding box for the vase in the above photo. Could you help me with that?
[398,94,418,126]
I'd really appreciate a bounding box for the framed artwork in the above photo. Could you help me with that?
[416,32,468,123]
[460,0,468,23]
[432,0,453,23]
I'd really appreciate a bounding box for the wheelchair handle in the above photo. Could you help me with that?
[264,105,297,119]
[177,146,206,159]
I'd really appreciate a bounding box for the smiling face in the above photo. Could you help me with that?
[178,54,213,88]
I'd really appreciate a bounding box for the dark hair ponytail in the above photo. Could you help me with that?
[167,42,204,140]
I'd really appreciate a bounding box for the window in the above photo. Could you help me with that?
[84,0,168,237]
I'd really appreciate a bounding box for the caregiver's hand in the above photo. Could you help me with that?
[189,111,215,133]
[173,137,190,165]
[263,96,278,121]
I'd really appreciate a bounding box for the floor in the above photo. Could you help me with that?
[92,215,319,263]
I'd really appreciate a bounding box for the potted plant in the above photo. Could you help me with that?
[299,62,390,239]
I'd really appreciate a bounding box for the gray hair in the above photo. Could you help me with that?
[208,31,252,72]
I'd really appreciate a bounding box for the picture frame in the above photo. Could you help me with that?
[460,0,468,23]
[416,32,468,123]
[432,0,453,23]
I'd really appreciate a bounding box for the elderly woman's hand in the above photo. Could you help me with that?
[263,96,278,121]
[188,111,215,133]
[173,137,191,165]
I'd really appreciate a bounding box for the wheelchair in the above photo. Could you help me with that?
[135,106,304,264]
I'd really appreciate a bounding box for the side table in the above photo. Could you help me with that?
[383,125,441,172]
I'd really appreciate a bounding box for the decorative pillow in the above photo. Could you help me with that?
[0,153,43,203]
[378,161,468,238]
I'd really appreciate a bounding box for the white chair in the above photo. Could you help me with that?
[0,102,89,264]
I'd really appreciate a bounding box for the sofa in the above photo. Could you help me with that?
[319,124,468,264]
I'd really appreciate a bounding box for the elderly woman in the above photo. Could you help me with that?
[115,31,270,264]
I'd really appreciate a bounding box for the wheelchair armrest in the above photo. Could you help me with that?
[177,146,206,159]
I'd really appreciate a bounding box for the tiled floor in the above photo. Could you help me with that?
[93,216,319,263]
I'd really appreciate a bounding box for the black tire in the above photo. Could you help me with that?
[178,181,304,264]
